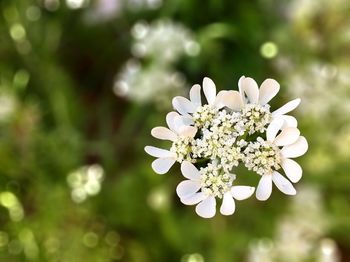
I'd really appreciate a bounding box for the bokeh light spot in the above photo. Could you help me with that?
[132,22,149,39]
[19,228,39,259]
[26,6,41,21]
[0,192,17,208]
[83,232,99,248]
[185,41,200,56]
[181,253,205,262]
[10,207,24,222]
[14,69,30,89]
[147,187,169,211]
[105,231,120,246]
[10,23,26,42]
[260,42,278,59]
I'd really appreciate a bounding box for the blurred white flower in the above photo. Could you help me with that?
[285,63,350,120]
[67,164,104,203]
[287,0,348,23]
[44,0,60,11]
[247,186,339,262]
[247,239,274,262]
[66,0,88,9]
[84,0,162,23]
[113,60,187,104]
[114,20,200,105]
[318,238,340,262]
[131,20,200,63]
[126,0,162,11]
[84,0,122,22]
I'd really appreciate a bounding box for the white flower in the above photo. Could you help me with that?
[176,161,255,218]
[144,112,197,174]
[253,118,308,201]
[146,75,307,217]
[232,76,301,129]
[172,77,233,126]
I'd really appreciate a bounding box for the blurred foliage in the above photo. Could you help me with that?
[0,0,349,261]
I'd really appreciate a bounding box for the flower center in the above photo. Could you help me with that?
[199,164,235,198]
[243,137,281,176]
[170,136,194,163]
[241,104,272,135]
[192,105,218,128]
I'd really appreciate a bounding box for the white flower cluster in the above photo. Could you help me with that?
[285,62,350,120]
[131,20,200,63]
[114,20,199,106]
[145,76,308,218]
[114,60,186,105]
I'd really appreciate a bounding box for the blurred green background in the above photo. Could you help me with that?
[0,0,349,261]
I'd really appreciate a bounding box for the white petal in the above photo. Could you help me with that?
[151,158,176,175]
[217,90,244,111]
[266,118,284,142]
[166,112,180,132]
[242,77,259,104]
[256,174,272,201]
[172,96,196,115]
[173,115,191,130]
[231,186,255,200]
[180,192,206,205]
[177,115,194,126]
[281,136,308,158]
[279,115,298,128]
[272,98,301,117]
[220,192,236,216]
[258,78,280,105]
[272,171,296,195]
[213,90,228,109]
[238,76,246,101]
[151,127,177,141]
[203,77,216,105]
[144,146,176,158]
[189,84,201,107]
[181,161,201,180]
[195,196,216,218]
[281,158,302,183]
[273,127,300,147]
[176,180,201,199]
[178,125,197,138]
